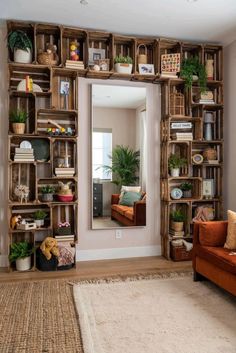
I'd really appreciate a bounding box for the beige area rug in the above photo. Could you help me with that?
[0,280,83,353]
[73,274,236,353]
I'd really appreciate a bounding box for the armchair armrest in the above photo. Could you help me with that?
[134,201,146,226]
[111,194,120,205]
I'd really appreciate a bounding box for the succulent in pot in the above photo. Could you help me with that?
[41,185,55,202]
[10,110,28,134]
[7,30,33,64]
[9,241,34,271]
[170,209,186,232]
[168,153,187,177]
[180,182,193,198]
[33,210,47,228]
[114,54,133,74]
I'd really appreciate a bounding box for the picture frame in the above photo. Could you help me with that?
[202,179,215,199]
[60,81,70,95]
[138,64,155,75]
[88,48,106,65]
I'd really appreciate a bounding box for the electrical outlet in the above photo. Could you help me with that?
[115,229,122,239]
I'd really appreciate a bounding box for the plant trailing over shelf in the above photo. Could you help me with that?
[9,241,34,263]
[168,154,187,170]
[101,145,140,188]
[33,210,47,220]
[170,209,186,222]
[180,182,193,191]
[114,54,133,64]
[7,30,32,52]
[10,110,28,123]
[180,56,207,93]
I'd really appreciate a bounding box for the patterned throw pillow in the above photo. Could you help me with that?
[119,191,142,206]
[119,186,141,200]
[224,210,236,250]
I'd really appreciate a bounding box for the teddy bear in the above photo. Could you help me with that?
[40,237,59,260]
[45,43,59,65]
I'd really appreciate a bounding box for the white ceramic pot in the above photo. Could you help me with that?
[35,219,44,228]
[16,256,31,271]
[14,48,32,64]
[114,63,132,74]
[170,168,180,177]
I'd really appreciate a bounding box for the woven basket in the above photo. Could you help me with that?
[137,44,147,64]
[12,123,25,134]
[37,52,58,66]
[170,92,185,116]
[203,148,217,160]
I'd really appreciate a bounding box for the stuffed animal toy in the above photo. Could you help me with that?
[40,237,59,260]
[58,181,73,195]
[46,43,59,64]
[10,215,22,229]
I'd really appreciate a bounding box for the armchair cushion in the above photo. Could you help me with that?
[199,221,228,247]
[119,191,142,206]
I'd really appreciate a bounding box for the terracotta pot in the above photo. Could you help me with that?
[171,221,184,232]
[12,123,25,134]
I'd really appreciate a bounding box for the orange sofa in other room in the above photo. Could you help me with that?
[193,221,236,296]
[111,194,146,226]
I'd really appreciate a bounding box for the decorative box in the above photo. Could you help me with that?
[170,244,192,261]
[55,222,72,235]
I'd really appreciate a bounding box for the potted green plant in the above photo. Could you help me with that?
[180,56,207,93]
[33,210,47,228]
[170,209,186,232]
[41,185,55,202]
[168,154,187,177]
[101,145,140,189]
[10,110,28,134]
[9,241,34,271]
[180,182,193,198]
[7,30,33,64]
[114,54,133,74]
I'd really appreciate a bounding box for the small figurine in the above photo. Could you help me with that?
[70,40,80,61]
[14,184,29,203]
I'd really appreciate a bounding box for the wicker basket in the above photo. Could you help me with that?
[137,44,147,64]
[37,52,58,66]
[170,92,185,116]
[203,148,217,160]
[12,123,25,134]
[170,244,192,261]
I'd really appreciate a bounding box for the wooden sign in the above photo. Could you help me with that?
[171,122,192,129]
[161,53,180,77]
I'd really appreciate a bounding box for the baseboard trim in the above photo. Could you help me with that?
[0,255,8,267]
[76,245,161,262]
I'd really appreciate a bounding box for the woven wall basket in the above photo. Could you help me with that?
[137,44,147,64]
[37,52,58,66]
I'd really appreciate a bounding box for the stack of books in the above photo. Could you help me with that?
[14,147,34,162]
[172,132,193,141]
[55,167,75,177]
[170,230,185,239]
[65,60,84,70]
[199,98,215,104]
[54,234,75,242]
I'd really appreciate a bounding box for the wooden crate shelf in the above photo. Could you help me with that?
[62,26,87,66]
[35,23,61,66]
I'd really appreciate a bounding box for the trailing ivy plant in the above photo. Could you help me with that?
[7,30,32,52]
[114,54,133,64]
[180,56,207,93]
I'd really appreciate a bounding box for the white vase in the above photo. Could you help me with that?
[114,63,132,74]
[170,168,180,177]
[16,256,31,271]
[14,48,32,64]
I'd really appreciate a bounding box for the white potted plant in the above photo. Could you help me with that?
[114,54,133,74]
[8,30,33,64]
[10,110,28,134]
[168,153,187,177]
[34,210,47,228]
[9,241,34,271]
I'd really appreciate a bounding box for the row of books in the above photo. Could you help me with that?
[198,99,215,104]
[14,147,34,162]
[172,132,193,141]
[65,60,85,70]
[54,234,75,242]
[55,167,75,177]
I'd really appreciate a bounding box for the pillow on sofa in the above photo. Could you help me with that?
[199,221,228,247]
[119,186,141,200]
[224,210,236,249]
[119,191,142,206]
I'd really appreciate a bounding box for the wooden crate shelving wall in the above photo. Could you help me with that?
[6,20,223,267]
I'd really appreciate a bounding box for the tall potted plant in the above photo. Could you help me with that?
[7,30,33,64]
[170,209,185,232]
[114,54,133,74]
[10,110,28,134]
[168,154,187,177]
[101,145,140,189]
[9,241,34,271]
[180,56,207,93]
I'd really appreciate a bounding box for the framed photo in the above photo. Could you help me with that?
[60,81,70,95]
[203,179,215,199]
[88,48,106,65]
[138,64,155,75]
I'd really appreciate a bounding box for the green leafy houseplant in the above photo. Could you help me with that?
[114,54,133,64]
[168,154,187,170]
[41,185,55,194]
[180,182,192,191]
[101,145,140,188]
[10,110,28,123]
[33,210,47,220]
[9,241,34,263]
[7,30,32,52]
[170,209,186,222]
[180,56,207,93]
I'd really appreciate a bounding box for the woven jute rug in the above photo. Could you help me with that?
[0,280,83,353]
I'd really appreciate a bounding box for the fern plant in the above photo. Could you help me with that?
[8,30,32,52]
[101,145,140,188]
[10,110,28,123]
[180,56,207,93]
[9,241,34,262]
[114,54,133,64]
[170,209,186,222]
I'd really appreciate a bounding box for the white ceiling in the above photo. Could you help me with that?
[1,0,236,45]
[92,84,146,108]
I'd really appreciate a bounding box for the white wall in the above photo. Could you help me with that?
[224,41,236,214]
[77,78,161,260]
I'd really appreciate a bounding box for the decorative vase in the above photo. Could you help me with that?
[204,123,213,141]
[41,194,54,202]
[170,168,180,177]
[12,123,25,134]
[16,256,31,271]
[206,59,214,80]
[171,221,184,232]
[14,48,32,64]
[114,63,132,74]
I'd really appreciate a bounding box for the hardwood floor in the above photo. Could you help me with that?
[0,256,192,283]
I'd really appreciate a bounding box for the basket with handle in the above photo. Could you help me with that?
[137,44,147,64]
